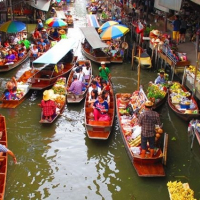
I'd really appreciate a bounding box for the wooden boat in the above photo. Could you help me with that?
[30,38,77,90]
[84,81,115,139]
[168,82,200,121]
[0,50,30,73]
[134,50,152,69]
[0,115,8,199]
[66,60,92,103]
[115,90,168,177]
[39,77,66,124]
[188,119,200,146]
[0,69,39,108]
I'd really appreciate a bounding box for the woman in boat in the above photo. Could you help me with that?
[5,50,17,64]
[39,90,56,122]
[93,94,110,121]
[0,144,17,164]
[88,80,101,96]
[101,79,110,93]
[102,90,110,107]
[30,45,39,59]
[4,77,17,100]
[88,89,98,107]
[138,100,162,158]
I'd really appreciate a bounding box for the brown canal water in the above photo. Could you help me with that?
[0,2,200,200]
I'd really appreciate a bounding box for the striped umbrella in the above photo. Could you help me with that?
[100,25,129,40]
[0,20,26,33]
[46,17,67,28]
[98,21,119,32]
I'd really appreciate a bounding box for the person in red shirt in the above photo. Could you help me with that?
[32,28,41,40]
[39,90,56,122]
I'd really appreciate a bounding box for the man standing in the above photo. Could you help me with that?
[99,61,111,81]
[138,101,161,158]
[0,144,17,164]
[172,15,181,44]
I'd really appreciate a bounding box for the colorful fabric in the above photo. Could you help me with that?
[5,54,15,62]
[138,110,161,137]
[99,67,110,80]
[40,100,56,117]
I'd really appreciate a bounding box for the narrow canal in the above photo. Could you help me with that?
[0,1,200,200]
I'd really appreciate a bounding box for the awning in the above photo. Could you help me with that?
[33,38,76,64]
[28,0,51,12]
[191,0,200,5]
[86,14,100,28]
[80,27,108,49]
[154,0,169,12]
[55,10,66,19]
[158,0,182,11]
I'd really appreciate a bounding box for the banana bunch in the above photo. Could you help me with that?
[167,181,196,200]
[129,135,141,147]
[170,82,181,90]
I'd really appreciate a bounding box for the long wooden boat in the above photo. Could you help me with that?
[0,69,39,108]
[39,77,66,124]
[30,38,77,90]
[84,81,115,139]
[188,119,200,145]
[66,60,92,103]
[115,90,168,177]
[0,50,30,73]
[0,115,8,200]
[168,82,200,121]
[80,27,123,64]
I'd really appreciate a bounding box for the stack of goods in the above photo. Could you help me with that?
[167,181,196,200]
[52,77,66,108]
[147,83,167,104]
[15,82,29,99]
[169,82,198,113]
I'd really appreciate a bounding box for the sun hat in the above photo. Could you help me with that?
[101,61,105,65]
[145,100,153,107]
[41,29,46,32]
[59,29,66,35]
[43,90,54,101]
[151,30,160,36]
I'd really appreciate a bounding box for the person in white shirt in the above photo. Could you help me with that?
[88,80,101,95]
[82,62,91,81]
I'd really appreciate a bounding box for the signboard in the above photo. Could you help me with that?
[158,0,182,11]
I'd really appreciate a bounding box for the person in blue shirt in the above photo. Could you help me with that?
[155,71,166,84]
[172,15,181,44]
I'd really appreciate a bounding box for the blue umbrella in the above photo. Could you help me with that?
[0,20,26,33]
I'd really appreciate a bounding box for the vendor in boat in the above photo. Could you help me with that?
[0,144,17,164]
[39,90,56,122]
[154,71,166,84]
[67,74,86,96]
[99,62,111,81]
[138,100,162,158]
[93,94,110,121]
[4,77,17,100]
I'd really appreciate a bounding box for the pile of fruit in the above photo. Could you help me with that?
[167,181,196,200]
[147,84,167,103]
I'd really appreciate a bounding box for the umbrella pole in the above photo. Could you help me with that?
[137,47,141,90]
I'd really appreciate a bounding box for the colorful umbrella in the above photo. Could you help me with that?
[45,17,67,28]
[100,25,129,40]
[0,20,26,33]
[98,21,119,32]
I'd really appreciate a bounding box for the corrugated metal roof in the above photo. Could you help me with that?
[80,27,108,49]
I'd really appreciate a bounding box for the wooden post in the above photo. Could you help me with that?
[193,52,200,97]
[131,42,136,70]
[137,47,141,90]
[171,63,175,81]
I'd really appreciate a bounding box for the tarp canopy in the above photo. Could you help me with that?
[55,10,66,19]
[33,38,76,64]
[86,14,100,28]
[158,0,182,11]
[80,27,108,49]
[154,0,169,12]
[28,0,51,12]
[191,0,200,5]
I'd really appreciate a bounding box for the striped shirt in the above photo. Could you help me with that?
[138,110,161,137]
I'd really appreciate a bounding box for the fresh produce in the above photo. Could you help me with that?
[147,84,166,101]
[167,181,196,200]
[129,135,141,147]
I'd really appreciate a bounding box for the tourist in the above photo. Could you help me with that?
[88,80,101,95]
[138,100,161,158]
[37,19,44,31]
[88,89,98,107]
[154,71,166,84]
[19,37,31,49]
[4,77,17,100]
[39,90,56,122]
[67,74,86,95]
[172,15,181,44]
[179,17,187,43]
[99,61,111,81]
[30,45,39,59]
[18,49,24,59]
[82,62,91,81]
[93,94,110,121]
[0,144,17,164]
[5,50,17,63]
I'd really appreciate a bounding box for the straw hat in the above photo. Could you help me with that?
[41,29,46,32]
[145,100,153,107]
[43,89,54,101]
[101,61,105,65]
[59,29,66,35]
[122,42,128,49]
[151,30,160,36]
